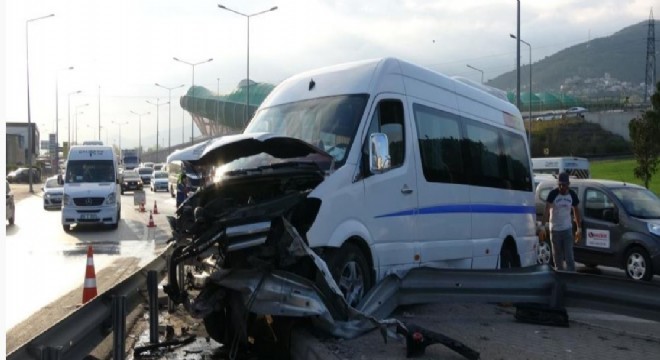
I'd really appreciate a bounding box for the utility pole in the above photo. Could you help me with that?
[644,8,656,104]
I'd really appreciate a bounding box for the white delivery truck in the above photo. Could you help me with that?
[531,157,590,179]
[60,145,121,231]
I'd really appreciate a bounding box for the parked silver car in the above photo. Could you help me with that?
[536,179,660,280]
[42,175,64,210]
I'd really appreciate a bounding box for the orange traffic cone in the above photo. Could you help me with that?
[153,200,159,214]
[139,201,146,213]
[82,245,98,304]
[147,211,156,228]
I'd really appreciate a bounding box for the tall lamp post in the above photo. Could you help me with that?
[465,64,484,84]
[111,120,129,153]
[130,110,150,160]
[55,66,74,173]
[510,34,532,150]
[146,99,169,162]
[67,90,82,148]
[26,13,55,192]
[74,103,89,144]
[155,83,184,150]
[173,57,213,144]
[217,4,278,122]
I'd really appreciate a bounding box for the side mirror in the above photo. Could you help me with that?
[57,174,64,185]
[369,133,391,174]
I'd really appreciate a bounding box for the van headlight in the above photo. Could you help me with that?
[106,192,116,205]
[649,223,660,236]
[63,194,72,206]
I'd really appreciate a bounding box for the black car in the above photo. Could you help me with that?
[7,167,40,183]
[120,170,143,194]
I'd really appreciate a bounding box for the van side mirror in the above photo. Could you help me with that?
[57,174,64,185]
[369,133,391,174]
[602,208,619,223]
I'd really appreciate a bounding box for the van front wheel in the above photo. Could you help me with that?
[327,243,372,308]
[625,247,653,281]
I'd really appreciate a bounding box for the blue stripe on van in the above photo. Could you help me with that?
[376,204,535,218]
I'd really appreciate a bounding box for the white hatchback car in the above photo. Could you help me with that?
[150,171,169,192]
[42,175,64,210]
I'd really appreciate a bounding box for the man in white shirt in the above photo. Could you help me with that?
[539,172,582,271]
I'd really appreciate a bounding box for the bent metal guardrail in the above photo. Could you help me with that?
[357,264,660,322]
[7,247,172,360]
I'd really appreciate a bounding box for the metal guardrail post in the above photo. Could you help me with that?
[148,270,159,344]
[40,346,62,360]
[112,295,127,360]
[167,253,175,313]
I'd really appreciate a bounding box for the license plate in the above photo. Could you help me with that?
[81,214,98,220]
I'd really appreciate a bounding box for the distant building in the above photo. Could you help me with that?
[6,122,40,167]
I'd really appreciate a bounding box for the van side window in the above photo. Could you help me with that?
[501,131,533,191]
[412,104,465,184]
[364,100,405,169]
[465,123,504,188]
[584,188,616,221]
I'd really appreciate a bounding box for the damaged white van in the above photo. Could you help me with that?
[165,57,538,350]
[60,145,121,231]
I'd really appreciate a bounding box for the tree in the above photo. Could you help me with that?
[628,82,660,188]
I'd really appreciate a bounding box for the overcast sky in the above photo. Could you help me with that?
[2,0,656,150]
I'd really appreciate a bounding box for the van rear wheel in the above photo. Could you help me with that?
[500,242,521,269]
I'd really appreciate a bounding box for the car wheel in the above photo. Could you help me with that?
[326,242,372,308]
[63,224,71,232]
[9,212,15,225]
[625,247,653,281]
[537,240,554,266]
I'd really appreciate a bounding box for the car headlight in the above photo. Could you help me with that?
[106,192,116,205]
[649,223,660,237]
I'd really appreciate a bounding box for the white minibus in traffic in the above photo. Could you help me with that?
[60,145,121,231]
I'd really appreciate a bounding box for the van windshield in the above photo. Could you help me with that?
[612,187,660,219]
[245,94,368,166]
[65,160,115,183]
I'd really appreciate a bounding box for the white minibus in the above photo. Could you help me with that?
[60,145,121,231]
[237,57,538,302]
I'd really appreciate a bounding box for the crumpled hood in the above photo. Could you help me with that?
[196,132,332,167]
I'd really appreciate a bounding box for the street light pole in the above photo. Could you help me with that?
[217,4,278,123]
[26,13,55,193]
[155,83,184,150]
[146,99,169,162]
[173,57,213,144]
[510,34,533,151]
[55,66,74,173]
[74,103,89,144]
[112,120,129,153]
[130,110,150,160]
[67,90,82,149]
[465,64,484,84]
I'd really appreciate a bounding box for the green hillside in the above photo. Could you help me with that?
[529,117,630,158]
[488,20,657,93]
